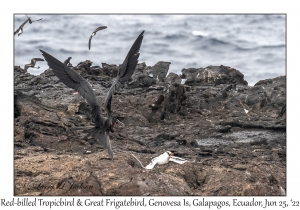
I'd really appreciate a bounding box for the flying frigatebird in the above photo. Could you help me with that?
[14,14,42,36]
[88,26,107,50]
[40,30,144,158]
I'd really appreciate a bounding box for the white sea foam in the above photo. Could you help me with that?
[192,30,209,37]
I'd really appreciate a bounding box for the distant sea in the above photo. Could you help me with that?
[14,14,286,86]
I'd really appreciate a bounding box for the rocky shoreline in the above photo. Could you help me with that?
[14,60,286,196]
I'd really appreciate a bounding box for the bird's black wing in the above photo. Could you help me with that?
[33,18,42,22]
[118,30,144,83]
[14,18,29,35]
[83,129,113,158]
[40,49,102,124]
[24,64,30,71]
[20,18,29,28]
[94,26,107,33]
[88,35,93,50]
[89,26,107,50]
[32,58,45,64]
[104,30,144,116]
[14,29,19,35]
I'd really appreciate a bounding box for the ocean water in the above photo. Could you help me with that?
[14,14,286,86]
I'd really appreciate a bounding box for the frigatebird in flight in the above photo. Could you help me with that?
[88,26,107,50]
[14,14,42,36]
[40,30,144,158]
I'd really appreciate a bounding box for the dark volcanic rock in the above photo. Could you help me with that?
[164,83,187,115]
[166,72,181,84]
[182,65,248,86]
[128,74,156,88]
[100,63,119,77]
[146,61,171,82]
[74,60,93,70]
[14,60,286,196]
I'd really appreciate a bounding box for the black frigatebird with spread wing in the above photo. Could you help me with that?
[89,26,107,50]
[14,14,42,36]
[40,30,144,158]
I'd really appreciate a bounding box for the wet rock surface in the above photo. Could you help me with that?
[14,61,286,196]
